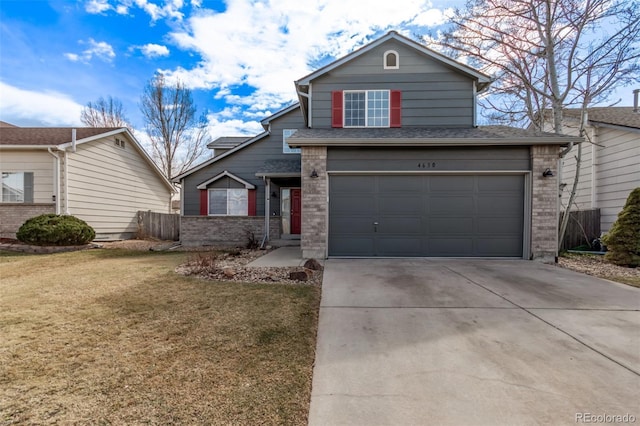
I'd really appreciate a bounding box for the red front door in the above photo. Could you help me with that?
[291,188,301,235]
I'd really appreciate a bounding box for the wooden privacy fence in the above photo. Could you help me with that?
[137,211,180,241]
[559,208,601,251]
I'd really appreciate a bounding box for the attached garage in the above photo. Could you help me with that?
[327,147,531,258]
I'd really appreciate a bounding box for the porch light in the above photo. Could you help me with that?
[271,191,278,198]
[542,168,554,177]
[310,169,319,178]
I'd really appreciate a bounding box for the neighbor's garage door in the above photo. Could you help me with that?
[328,174,524,257]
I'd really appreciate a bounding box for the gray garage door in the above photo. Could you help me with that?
[328,174,524,257]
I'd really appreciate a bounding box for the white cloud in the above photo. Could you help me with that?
[162,0,450,118]
[205,111,263,139]
[0,82,84,126]
[64,38,116,63]
[139,43,170,58]
[85,0,111,14]
[133,0,184,21]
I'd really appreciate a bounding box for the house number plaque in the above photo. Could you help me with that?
[417,162,437,168]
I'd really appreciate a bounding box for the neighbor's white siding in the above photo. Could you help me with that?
[559,121,640,232]
[64,135,172,239]
[0,150,54,203]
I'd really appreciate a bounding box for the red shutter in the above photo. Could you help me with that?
[248,189,256,216]
[331,91,343,128]
[390,90,402,128]
[199,189,208,215]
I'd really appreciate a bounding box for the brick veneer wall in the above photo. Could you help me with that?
[0,204,56,238]
[180,216,281,247]
[531,145,560,263]
[301,146,328,259]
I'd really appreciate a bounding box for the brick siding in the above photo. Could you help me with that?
[531,145,560,263]
[301,146,328,259]
[181,216,281,247]
[0,204,56,238]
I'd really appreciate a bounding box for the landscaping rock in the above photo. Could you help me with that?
[223,267,236,278]
[303,258,323,271]
[289,269,312,282]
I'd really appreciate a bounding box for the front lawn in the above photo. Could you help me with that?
[0,249,320,424]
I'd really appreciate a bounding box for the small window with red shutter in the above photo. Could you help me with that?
[332,90,401,128]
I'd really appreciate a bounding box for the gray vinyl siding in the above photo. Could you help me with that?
[182,109,304,216]
[310,40,475,128]
[327,147,531,171]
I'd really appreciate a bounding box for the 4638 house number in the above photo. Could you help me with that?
[417,162,437,168]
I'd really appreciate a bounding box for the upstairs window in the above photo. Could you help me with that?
[344,90,390,127]
[282,129,301,154]
[384,50,399,69]
[1,172,33,203]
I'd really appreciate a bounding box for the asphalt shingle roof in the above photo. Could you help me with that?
[255,159,301,176]
[288,125,576,140]
[206,136,251,149]
[0,127,120,146]
[563,107,640,129]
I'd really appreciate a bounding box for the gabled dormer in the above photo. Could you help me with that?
[295,31,492,129]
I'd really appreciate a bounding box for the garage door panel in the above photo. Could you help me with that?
[429,196,474,213]
[329,237,375,256]
[328,174,524,257]
[427,238,474,256]
[428,217,474,234]
[378,196,423,214]
[478,175,523,191]
[378,217,423,233]
[478,217,523,235]
[430,176,474,191]
[478,196,523,216]
[378,176,423,192]
[330,195,376,214]
[331,176,374,193]
[377,237,422,256]
[332,217,376,234]
[476,238,523,256]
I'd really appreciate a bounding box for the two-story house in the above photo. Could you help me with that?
[173,31,581,262]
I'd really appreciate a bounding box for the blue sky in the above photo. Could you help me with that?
[0,0,636,142]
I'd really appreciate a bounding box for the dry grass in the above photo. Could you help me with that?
[0,249,320,425]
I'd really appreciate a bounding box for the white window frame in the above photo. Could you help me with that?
[282,129,300,154]
[383,50,399,69]
[1,171,32,203]
[343,90,390,128]
[207,188,248,216]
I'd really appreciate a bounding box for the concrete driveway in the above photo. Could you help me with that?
[308,259,640,426]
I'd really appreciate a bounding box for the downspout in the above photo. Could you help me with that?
[260,176,269,249]
[47,147,61,214]
[591,126,597,208]
[64,150,70,214]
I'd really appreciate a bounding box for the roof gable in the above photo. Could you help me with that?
[196,170,256,190]
[0,127,121,146]
[296,31,491,89]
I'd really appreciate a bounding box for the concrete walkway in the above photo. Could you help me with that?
[309,259,640,426]
[246,246,308,267]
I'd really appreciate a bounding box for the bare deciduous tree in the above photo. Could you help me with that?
[81,96,132,129]
[431,0,640,247]
[140,74,210,180]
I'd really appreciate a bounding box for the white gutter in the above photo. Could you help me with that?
[64,150,70,214]
[47,147,61,214]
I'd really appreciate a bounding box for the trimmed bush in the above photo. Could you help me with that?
[16,214,96,246]
[602,188,640,267]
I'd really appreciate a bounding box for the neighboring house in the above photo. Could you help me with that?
[549,106,640,233]
[0,126,175,240]
[174,31,581,262]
